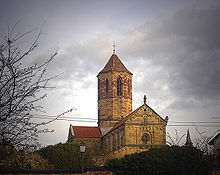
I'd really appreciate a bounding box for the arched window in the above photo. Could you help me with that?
[106,79,109,92]
[98,79,100,100]
[113,134,117,150]
[128,79,130,94]
[121,134,124,146]
[117,133,120,149]
[105,137,108,152]
[117,77,122,96]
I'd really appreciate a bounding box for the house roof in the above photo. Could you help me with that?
[71,126,102,138]
[98,54,132,76]
[208,131,220,145]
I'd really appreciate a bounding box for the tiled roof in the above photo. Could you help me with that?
[72,126,102,138]
[98,54,132,75]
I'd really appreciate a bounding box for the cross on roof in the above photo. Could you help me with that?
[144,95,147,104]
[113,41,116,54]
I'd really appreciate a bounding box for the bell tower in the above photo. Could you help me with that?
[97,53,132,134]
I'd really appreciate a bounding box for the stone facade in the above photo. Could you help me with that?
[102,104,167,162]
[71,137,102,156]
[68,53,168,165]
[97,71,132,134]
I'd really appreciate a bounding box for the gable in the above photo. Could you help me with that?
[125,104,167,125]
[103,103,167,136]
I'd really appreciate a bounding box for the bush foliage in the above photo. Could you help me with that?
[37,142,94,169]
[0,143,51,170]
[107,146,212,175]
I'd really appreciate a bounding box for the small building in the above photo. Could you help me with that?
[68,126,102,155]
[208,131,220,168]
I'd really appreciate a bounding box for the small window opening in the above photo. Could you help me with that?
[106,79,109,92]
[117,77,122,96]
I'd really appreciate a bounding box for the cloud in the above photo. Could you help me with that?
[29,2,220,146]
[115,6,220,112]
[42,5,220,122]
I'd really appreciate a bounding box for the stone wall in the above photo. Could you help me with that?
[98,72,132,132]
[102,125,125,155]
[125,104,166,146]
[71,138,102,156]
[101,104,167,162]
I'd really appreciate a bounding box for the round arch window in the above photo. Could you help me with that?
[141,134,150,143]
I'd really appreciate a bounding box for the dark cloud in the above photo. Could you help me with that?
[120,6,220,110]
[160,7,220,101]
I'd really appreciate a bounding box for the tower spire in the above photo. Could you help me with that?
[113,41,116,54]
[185,129,193,147]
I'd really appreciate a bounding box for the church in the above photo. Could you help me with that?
[67,50,168,163]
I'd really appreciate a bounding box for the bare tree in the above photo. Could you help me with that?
[166,129,185,146]
[166,128,214,156]
[194,128,214,155]
[0,24,72,150]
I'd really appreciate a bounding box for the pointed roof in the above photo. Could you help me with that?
[71,126,102,138]
[185,129,193,146]
[208,130,220,145]
[98,54,132,76]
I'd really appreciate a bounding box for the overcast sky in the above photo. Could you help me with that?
[1,0,220,146]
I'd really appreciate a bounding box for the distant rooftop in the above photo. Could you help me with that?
[72,126,102,138]
[208,130,220,145]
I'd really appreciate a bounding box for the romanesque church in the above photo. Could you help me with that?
[67,52,168,162]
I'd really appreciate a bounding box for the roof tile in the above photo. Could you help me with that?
[72,126,102,138]
[98,54,132,75]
